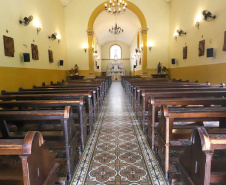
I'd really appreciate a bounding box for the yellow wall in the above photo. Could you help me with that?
[0,0,67,69]
[169,0,226,83]
[0,0,68,91]
[169,63,226,84]
[0,67,67,91]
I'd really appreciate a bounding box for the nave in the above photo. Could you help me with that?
[71,82,167,185]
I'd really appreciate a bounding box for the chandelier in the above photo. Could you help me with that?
[109,23,124,35]
[105,0,127,15]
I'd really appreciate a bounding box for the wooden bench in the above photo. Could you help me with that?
[140,90,226,132]
[0,131,59,185]
[179,127,226,185]
[147,97,226,150]
[0,99,88,151]
[0,92,95,133]
[127,82,214,110]
[133,84,225,112]
[0,106,77,182]
[29,86,101,113]
[16,87,99,121]
[156,105,226,180]
[52,80,107,100]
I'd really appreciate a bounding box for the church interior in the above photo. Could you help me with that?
[0,0,226,184]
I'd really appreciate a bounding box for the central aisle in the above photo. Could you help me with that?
[71,82,167,185]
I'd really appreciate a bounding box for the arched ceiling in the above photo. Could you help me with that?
[93,9,141,46]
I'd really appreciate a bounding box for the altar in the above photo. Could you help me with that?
[107,63,125,81]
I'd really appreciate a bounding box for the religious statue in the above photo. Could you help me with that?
[74,64,79,75]
[157,62,162,75]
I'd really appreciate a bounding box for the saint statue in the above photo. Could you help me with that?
[74,64,79,75]
[158,62,162,75]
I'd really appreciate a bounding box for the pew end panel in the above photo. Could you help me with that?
[0,131,59,185]
[179,127,226,185]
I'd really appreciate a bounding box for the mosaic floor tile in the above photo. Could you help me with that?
[71,82,167,185]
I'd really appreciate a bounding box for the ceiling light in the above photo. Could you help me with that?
[105,0,127,15]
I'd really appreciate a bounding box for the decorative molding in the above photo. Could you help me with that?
[87,30,94,35]
[140,28,149,35]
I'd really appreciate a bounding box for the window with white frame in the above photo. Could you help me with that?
[110,45,122,60]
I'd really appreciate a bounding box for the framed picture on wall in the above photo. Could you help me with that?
[199,40,205,56]
[3,35,15,57]
[223,31,226,51]
[48,50,53,63]
[183,46,187,59]
[31,44,39,60]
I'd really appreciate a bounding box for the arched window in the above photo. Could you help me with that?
[110,45,122,60]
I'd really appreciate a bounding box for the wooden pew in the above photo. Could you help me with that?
[132,84,225,111]
[156,105,226,180]
[140,90,226,132]
[179,127,226,185]
[0,92,95,133]
[0,99,88,151]
[0,131,59,185]
[147,97,226,150]
[0,106,77,182]
[49,80,106,101]
[17,87,99,120]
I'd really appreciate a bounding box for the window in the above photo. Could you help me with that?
[110,45,122,60]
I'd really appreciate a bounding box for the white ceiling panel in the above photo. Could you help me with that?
[93,9,141,46]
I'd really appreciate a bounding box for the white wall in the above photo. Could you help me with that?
[64,0,170,71]
[0,0,67,70]
[169,0,226,68]
[101,41,130,76]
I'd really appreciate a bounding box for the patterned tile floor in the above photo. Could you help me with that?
[71,82,167,185]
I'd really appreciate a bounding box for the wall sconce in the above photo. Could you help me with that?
[56,33,61,43]
[82,43,88,53]
[174,31,178,40]
[48,33,57,40]
[202,10,216,22]
[37,27,41,34]
[141,44,143,50]
[148,42,154,51]
[33,19,41,34]
[195,13,202,29]
[19,16,33,26]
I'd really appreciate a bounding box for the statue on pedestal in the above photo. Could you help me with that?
[74,64,79,75]
[157,62,162,75]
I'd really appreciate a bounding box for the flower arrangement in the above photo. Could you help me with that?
[69,68,74,76]
[162,66,168,72]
